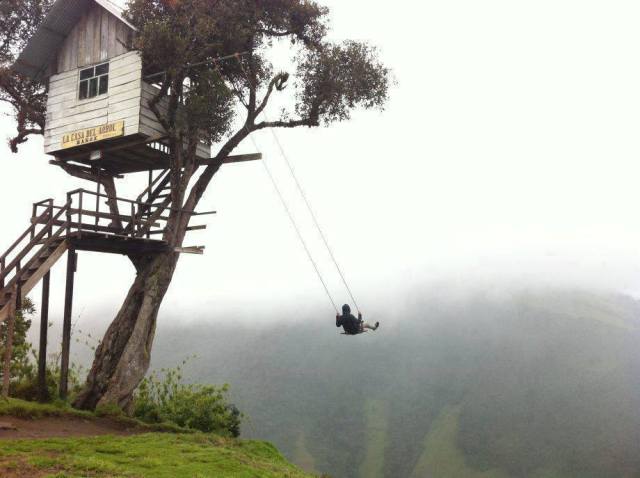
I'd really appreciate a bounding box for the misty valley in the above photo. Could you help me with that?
[149,289,640,478]
[2,0,640,476]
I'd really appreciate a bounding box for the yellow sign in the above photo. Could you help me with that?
[61,121,125,149]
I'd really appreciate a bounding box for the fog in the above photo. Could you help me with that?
[148,288,640,477]
[3,2,640,476]
[4,0,640,335]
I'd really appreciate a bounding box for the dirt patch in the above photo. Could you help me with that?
[0,456,56,478]
[0,416,143,440]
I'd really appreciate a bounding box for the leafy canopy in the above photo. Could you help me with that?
[0,0,51,152]
[123,0,391,216]
[126,0,390,143]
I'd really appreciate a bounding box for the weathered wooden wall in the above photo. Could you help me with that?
[56,3,131,74]
[44,1,211,160]
[46,55,211,159]
[45,51,142,154]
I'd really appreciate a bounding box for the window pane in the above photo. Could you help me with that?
[79,80,88,99]
[89,77,98,97]
[80,67,94,80]
[98,75,109,95]
[95,63,109,75]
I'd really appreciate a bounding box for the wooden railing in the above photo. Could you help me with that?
[31,189,214,240]
[61,188,172,239]
[0,200,70,294]
[1,189,215,295]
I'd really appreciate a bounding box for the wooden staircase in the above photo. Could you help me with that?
[128,169,173,238]
[0,201,70,324]
[0,179,213,324]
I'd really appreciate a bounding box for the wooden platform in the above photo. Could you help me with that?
[66,231,170,255]
[51,134,262,175]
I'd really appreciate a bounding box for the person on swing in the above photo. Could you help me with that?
[336,304,379,335]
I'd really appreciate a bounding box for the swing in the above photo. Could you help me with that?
[341,328,369,336]
[215,56,370,334]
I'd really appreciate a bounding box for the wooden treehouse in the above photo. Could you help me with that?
[1,0,260,399]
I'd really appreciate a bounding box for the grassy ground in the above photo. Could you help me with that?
[0,398,188,433]
[0,433,315,477]
[0,399,315,477]
[0,398,93,420]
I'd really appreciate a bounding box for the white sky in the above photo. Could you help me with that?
[3,0,640,332]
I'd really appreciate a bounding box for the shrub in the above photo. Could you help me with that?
[0,297,36,386]
[133,362,242,437]
[10,353,84,403]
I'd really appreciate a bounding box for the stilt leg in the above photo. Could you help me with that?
[38,272,50,402]
[59,249,76,400]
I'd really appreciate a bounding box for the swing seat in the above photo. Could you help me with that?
[341,330,368,336]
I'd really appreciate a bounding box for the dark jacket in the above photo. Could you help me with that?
[336,304,362,335]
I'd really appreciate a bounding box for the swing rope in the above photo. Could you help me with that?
[211,55,361,314]
[248,133,339,314]
[263,113,361,314]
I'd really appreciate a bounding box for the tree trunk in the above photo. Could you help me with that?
[73,251,179,410]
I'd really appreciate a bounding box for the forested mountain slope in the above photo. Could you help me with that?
[153,289,640,478]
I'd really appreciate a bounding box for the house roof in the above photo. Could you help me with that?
[13,0,136,79]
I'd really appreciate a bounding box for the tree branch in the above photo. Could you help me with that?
[257,28,295,37]
[147,79,172,136]
[254,117,318,130]
[9,127,43,153]
[255,72,289,118]
[182,120,254,226]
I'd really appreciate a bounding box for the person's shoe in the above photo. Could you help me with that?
[375,322,380,330]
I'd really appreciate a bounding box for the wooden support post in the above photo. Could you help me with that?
[147,170,152,239]
[38,272,50,402]
[102,177,122,231]
[95,179,100,232]
[2,287,20,398]
[59,249,77,400]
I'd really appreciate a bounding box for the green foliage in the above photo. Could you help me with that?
[0,299,84,403]
[11,357,85,403]
[183,69,236,145]
[0,0,51,63]
[297,40,391,125]
[0,0,50,151]
[0,298,36,387]
[125,0,390,141]
[133,362,242,436]
[0,432,314,477]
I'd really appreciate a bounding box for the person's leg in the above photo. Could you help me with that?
[363,322,380,331]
